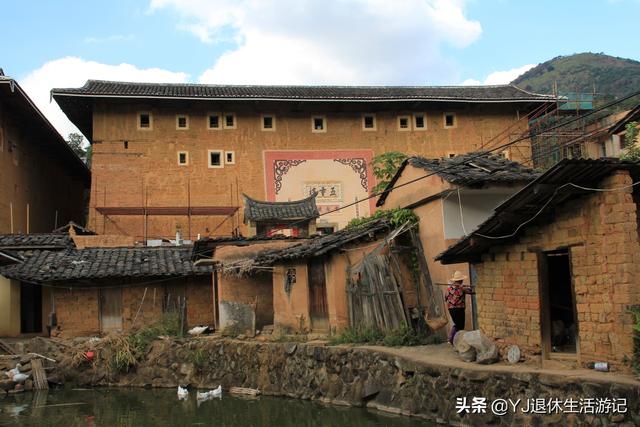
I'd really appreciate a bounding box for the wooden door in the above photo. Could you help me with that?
[100,288,123,332]
[308,258,328,331]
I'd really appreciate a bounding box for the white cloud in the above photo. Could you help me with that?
[83,34,135,44]
[149,0,482,85]
[19,57,189,140]
[461,64,536,86]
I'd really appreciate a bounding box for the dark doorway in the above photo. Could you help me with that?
[20,282,42,333]
[308,258,328,331]
[539,250,577,356]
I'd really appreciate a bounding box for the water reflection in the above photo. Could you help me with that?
[0,388,435,426]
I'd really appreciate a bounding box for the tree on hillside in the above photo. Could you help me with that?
[371,151,408,194]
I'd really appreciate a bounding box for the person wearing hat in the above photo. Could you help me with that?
[445,270,473,344]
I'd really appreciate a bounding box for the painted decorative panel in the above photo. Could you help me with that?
[264,150,376,230]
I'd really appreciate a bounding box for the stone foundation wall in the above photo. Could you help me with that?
[61,339,640,426]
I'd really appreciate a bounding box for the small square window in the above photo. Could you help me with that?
[138,112,152,130]
[225,151,235,165]
[262,115,275,131]
[177,151,188,165]
[362,114,376,131]
[444,113,456,128]
[176,115,189,129]
[224,114,236,129]
[398,115,410,131]
[208,150,223,168]
[414,113,426,130]
[312,116,326,133]
[208,114,221,129]
[448,153,456,158]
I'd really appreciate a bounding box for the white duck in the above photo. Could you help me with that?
[188,325,212,336]
[12,372,29,383]
[197,385,222,400]
[6,363,21,380]
[177,385,189,400]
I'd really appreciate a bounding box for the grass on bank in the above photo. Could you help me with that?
[67,312,185,373]
[329,325,443,347]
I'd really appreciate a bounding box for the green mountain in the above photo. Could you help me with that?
[512,52,640,106]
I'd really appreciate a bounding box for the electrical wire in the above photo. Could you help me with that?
[474,180,640,240]
[189,88,640,256]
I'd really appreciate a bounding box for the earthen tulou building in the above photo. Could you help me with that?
[1,76,90,234]
[52,81,554,241]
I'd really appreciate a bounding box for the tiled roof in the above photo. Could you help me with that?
[243,194,319,222]
[0,246,213,284]
[52,80,555,103]
[222,219,391,274]
[409,152,540,185]
[436,158,640,264]
[192,235,305,260]
[377,152,540,206]
[0,234,74,250]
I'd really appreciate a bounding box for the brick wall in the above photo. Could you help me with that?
[72,234,137,248]
[54,288,101,335]
[53,276,214,336]
[474,171,640,368]
[122,285,164,330]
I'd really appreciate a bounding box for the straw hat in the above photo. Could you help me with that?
[450,271,467,282]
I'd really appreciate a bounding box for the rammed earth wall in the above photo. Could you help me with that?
[58,339,640,426]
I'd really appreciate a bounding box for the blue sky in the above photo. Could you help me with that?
[1,0,638,136]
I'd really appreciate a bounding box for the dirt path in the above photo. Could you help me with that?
[355,343,640,387]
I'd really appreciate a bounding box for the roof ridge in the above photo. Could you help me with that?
[509,83,556,98]
[78,79,522,90]
[243,193,318,205]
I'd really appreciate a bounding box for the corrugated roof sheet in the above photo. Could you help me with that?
[0,246,213,284]
[52,80,555,102]
[436,158,640,264]
[243,193,319,222]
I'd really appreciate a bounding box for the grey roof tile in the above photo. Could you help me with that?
[377,151,540,206]
[223,218,391,274]
[243,194,319,222]
[407,152,540,186]
[52,80,555,102]
[0,246,212,284]
[0,234,74,250]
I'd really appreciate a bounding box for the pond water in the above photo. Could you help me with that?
[0,388,437,426]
